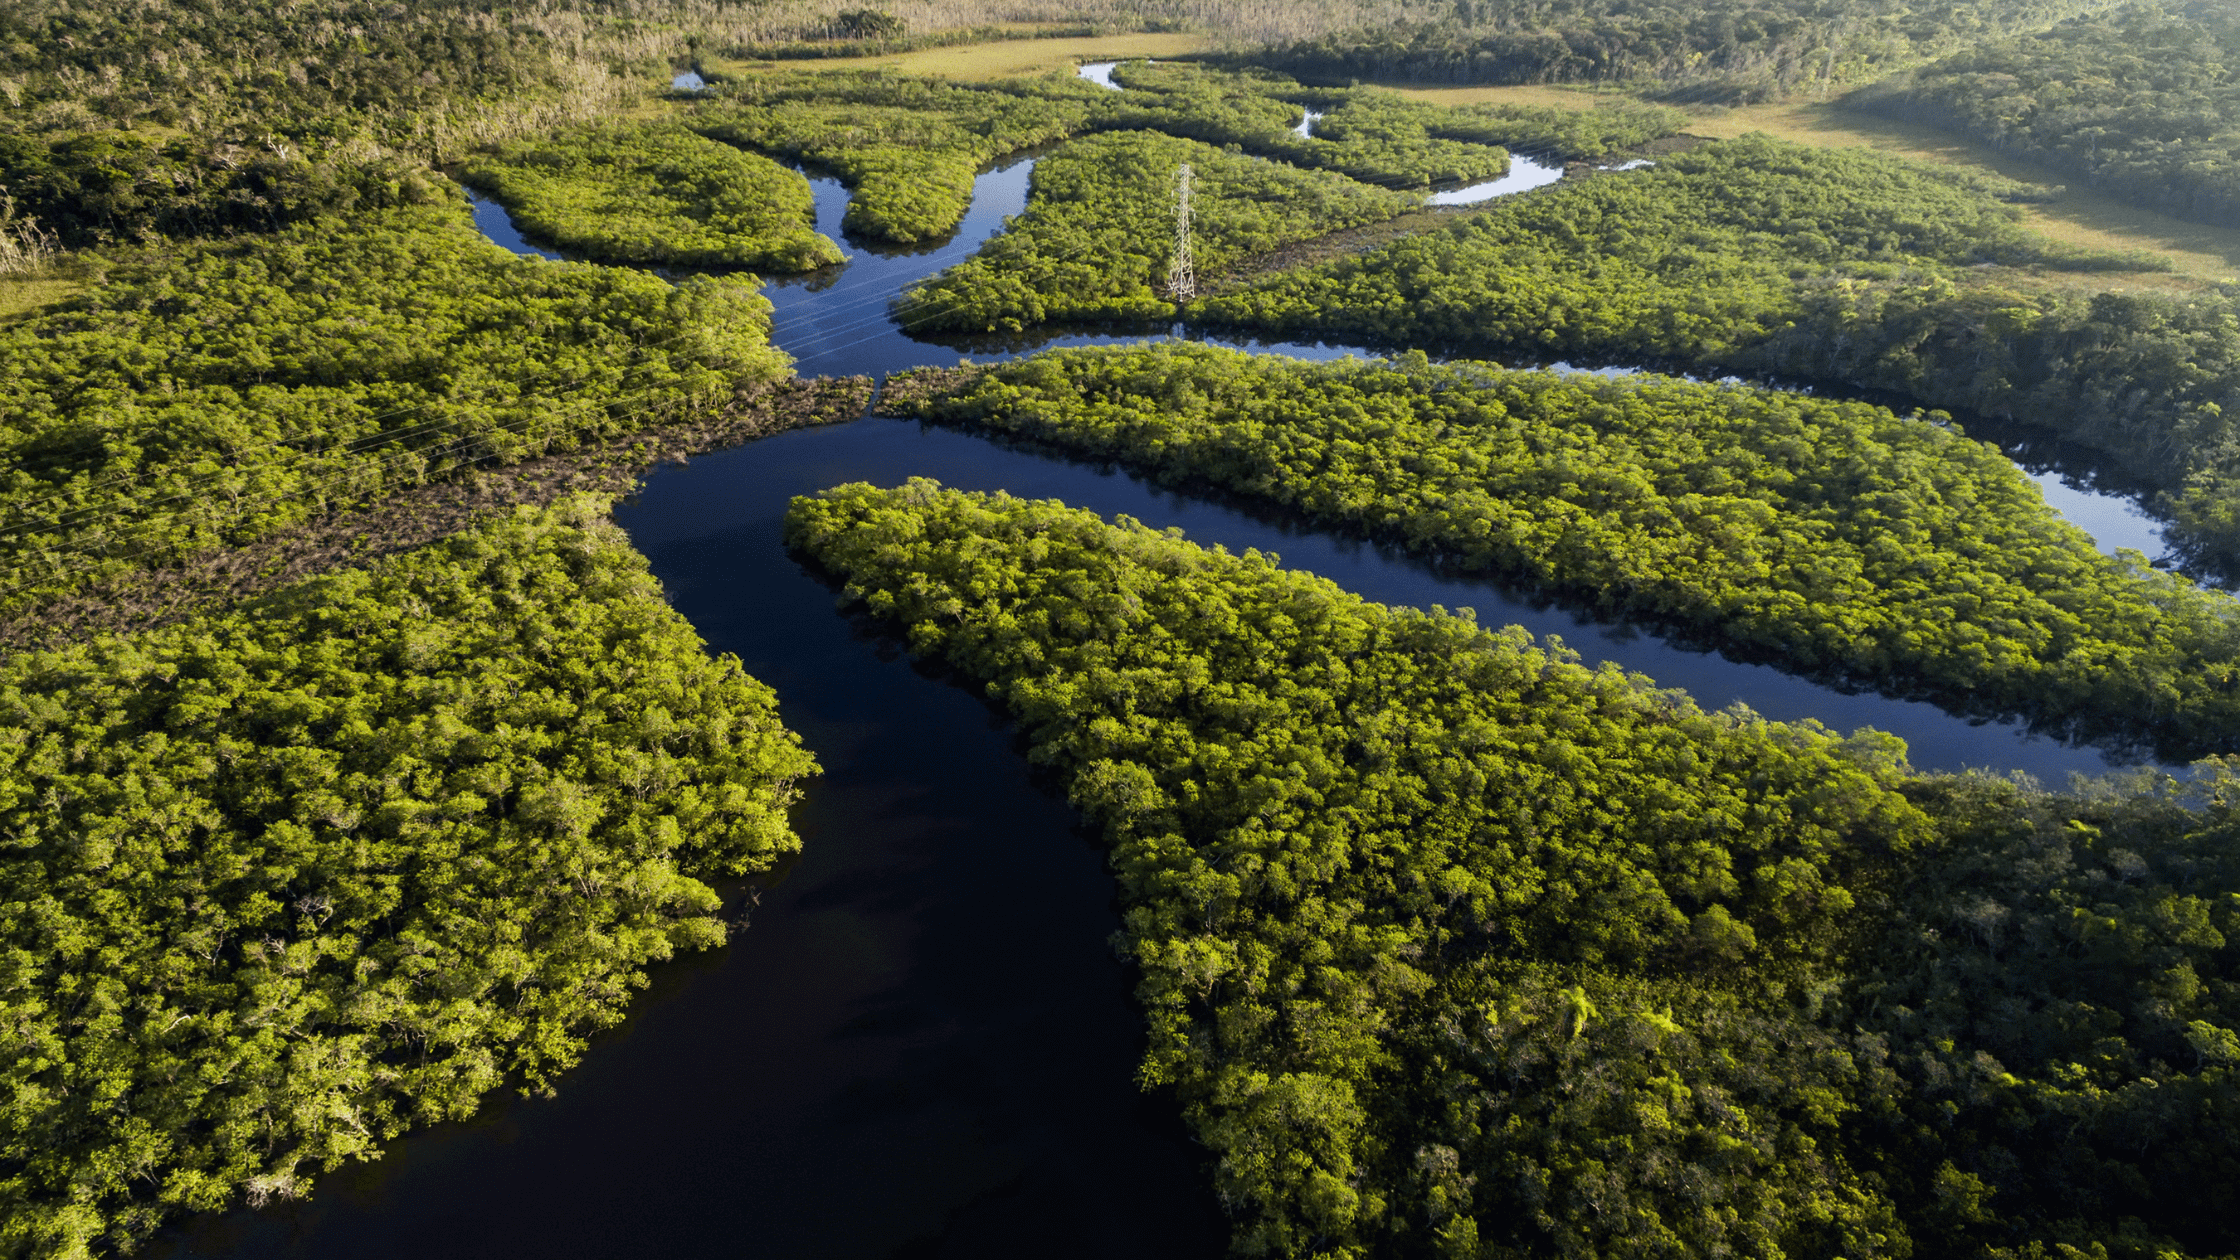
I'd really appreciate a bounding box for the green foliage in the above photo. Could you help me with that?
[1853,2,2240,229]
[0,200,791,620]
[834,8,906,40]
[1850,772,2240,1258]
[722,21,1130,62]
[693,73,1092,243]
[1204,133,2131,361]
[1213,0,2134,100]
[0,0,689,248]
[786,477,1933,1259]
[1424,97,1689,160]
[890,342,2240,760]
[0,0,572,138]
[464,121,842,270]
[786,479,2240,1258]
[1099,63,1514,189]
[691,65,1673,245]
[0,496,817,1257]
[1743,275,2240,571]
[902,131,1418,332]
[1189,134,2240,568]
[1104,59,1678,169]
[0,132,444,248]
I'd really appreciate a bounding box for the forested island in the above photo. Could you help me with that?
[791,477,2240,1260]
[0,0,2237,1257]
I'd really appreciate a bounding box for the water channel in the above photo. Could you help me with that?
[168,84,2197,1260]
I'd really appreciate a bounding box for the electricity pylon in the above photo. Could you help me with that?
[1168,163,1195,302]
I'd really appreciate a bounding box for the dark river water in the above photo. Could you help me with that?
[163,107,2197,1259]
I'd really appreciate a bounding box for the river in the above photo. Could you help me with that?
[166,87,2188,1260]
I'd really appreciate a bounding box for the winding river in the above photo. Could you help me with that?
[166,88,2192,1260]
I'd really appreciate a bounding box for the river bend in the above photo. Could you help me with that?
[165,95,2196,1260]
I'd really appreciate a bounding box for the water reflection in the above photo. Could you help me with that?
[152,420,1233,1258]
[157,61,2215,1260]
[2030,472,2170,559]
[460,124,2196,750]
[467,191,568,262]
[1425,152,1568,204]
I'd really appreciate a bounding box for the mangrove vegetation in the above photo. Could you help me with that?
[464,122,843,270]
[901,130,1420,332]
[8,2,2240,1255]
[0,498,817,1257]
[885,343,2240,760]
[0,199,791,626]
[787,478,2240,1260]
[1854,1,2240,230]
[1175,135,2240,570]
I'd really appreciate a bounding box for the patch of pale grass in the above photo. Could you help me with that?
[707,32,1216,81]
[1385,83,1621,109]
[0,277,81,322]
[1387,85,2240,283]
[1684,99,2240,283]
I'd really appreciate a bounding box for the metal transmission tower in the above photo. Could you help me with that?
[1168,163,1195,302]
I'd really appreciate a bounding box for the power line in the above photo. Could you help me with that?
[0,132,1525,584]
[1168,162,1195,303]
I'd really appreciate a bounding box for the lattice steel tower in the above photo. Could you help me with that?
[1168,163,1195,302]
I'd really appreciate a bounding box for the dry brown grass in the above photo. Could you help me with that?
[705,31,1217,81]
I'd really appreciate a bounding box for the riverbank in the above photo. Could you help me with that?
[124,36,2236,1260]
[0,375,872,652]
[1386,82,2240,285]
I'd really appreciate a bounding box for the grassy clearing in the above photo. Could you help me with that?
[704,32,1214,82]
[0,277,82,322]
[1689,100,2240,284]
[1391,83,2240,285]
[694,34,2239,283]
[1387,83,1621,110]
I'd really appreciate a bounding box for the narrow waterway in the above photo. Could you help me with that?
[1424,154,1568,204]
[164,87,2201,1260]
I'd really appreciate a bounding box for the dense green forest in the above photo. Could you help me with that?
[1852,2,2240,230]
[885,344,2240,759]
[465,121,842,269]
[693,70,1094,244]
[0,198,790,624]
[1199,134,2129,360]
[0,0,593,139]
[1208,0,2131,99]
[0,497,817,1257]
[788,479,2240,1260]
[1183,135,2240,569]
[1096,60,1679,172]
[0,0,693,253]
[9,1,2240,1254]
[901,130,1419,332]
[1095,62,1512,188]
[689,64,1668,248]
[0,132,444,250]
